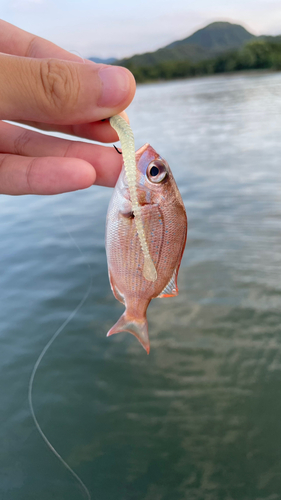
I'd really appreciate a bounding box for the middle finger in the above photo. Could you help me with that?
[15,108,130,143]
[0,121,123,187]
[15,118,120,143]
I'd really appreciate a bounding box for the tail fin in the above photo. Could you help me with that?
[107,312,150,354]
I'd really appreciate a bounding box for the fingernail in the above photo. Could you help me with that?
[98,66,131,107]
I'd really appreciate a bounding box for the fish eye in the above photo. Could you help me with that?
[147,160,168,183]
[150,166,159,176]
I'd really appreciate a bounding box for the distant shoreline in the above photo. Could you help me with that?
[136,68,280,86]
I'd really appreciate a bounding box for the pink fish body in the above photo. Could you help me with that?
[106,144,187,353]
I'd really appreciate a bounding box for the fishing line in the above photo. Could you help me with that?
[69,50,87,64]
[28,215,92,500]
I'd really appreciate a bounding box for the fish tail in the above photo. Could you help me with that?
[107,312,150,354]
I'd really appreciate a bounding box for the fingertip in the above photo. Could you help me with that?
[119,110,130,124]
[97,65,136,110]
[92,146,123,187]
[64,158,96,191]
[78,120,120,143]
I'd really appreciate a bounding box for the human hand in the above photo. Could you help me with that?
[0,20,136,195]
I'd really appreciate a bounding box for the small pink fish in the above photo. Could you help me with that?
[106,144,187,353]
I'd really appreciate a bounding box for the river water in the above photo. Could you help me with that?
[0,72,280,500]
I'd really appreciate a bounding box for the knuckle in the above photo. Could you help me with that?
[0,155,9,194]
[0,154,8,174]
[25,157,37,194]
[14,130,32,156]
[62,140,76,158]
[38,59,80,117]
[25,35,38,58]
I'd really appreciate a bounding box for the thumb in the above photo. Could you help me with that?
[0,54,136,124]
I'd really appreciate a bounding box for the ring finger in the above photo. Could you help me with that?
[0,121,123,188]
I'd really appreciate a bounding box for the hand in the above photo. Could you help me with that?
[0,20,136,195]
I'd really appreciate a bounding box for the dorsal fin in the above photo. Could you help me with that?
[157,268,178,298]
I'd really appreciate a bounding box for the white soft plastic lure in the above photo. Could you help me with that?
[109,115,157,282]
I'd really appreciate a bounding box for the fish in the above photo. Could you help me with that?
[105,144,187,354]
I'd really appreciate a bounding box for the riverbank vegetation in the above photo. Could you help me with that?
[121,40,281,83]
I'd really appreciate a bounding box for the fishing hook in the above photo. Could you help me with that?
[113,145,122,154]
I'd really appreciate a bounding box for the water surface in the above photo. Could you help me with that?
[0,72,280,500]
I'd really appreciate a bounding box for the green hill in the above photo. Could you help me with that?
[117,22,256,68]
[167,21,254,52]
[112,21,281,83]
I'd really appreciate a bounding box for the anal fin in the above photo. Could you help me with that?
[157,268,178,298]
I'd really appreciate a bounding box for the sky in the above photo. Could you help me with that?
[1,0,281,59]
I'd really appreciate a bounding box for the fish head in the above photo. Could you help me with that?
[117,144,180,208]
[131,144,179,206]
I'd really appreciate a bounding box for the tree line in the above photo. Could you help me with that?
[121,40,281,83]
